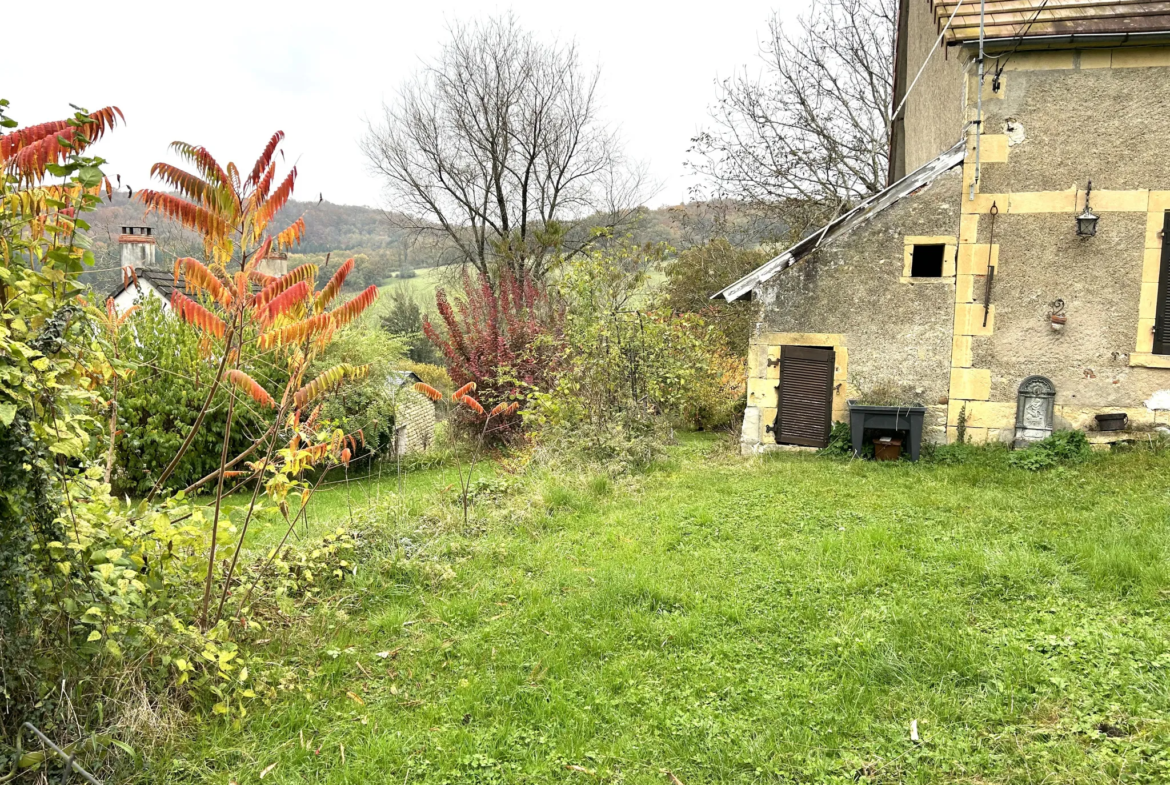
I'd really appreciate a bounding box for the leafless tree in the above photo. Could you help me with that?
[689,0,895,231]
[363,15,650,282]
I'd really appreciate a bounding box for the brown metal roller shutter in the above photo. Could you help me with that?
[773,346,835,447]
[1155,212,1170,356]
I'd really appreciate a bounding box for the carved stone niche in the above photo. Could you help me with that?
[1014,375,1056,448]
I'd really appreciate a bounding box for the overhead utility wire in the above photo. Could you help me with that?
[971,0,1050,198]
[971,0,987,200]
[889,0,967,126]
[989,0,1052,84]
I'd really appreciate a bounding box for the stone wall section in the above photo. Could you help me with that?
[948,47,1170,442]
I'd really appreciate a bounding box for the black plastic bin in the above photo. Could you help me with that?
[848,401,927,461]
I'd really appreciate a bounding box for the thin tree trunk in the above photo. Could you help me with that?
[201,385,237,629]
[103,375,118,486]
[146,321,237,502]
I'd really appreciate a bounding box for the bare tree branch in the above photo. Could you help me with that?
[362,14,652,282]
[689,0,895,232]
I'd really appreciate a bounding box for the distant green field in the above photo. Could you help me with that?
[379,265,458,311]
[374,259,668,316]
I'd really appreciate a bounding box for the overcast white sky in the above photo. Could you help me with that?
[5,0,803,209]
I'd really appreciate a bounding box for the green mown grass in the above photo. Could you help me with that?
[154,435,1170,783]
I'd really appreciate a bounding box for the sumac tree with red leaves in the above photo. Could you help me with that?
[423,268,562,434]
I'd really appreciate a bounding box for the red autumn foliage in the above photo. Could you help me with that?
[423,268,562,433]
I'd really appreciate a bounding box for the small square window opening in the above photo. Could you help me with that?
[910,244,945,278]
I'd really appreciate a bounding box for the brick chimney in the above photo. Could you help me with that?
[119,226,156,272]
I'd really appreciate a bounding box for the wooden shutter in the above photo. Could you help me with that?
[1155,212,1170,355]
[773,346,835,447]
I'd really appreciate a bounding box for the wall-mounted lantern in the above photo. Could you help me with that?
[1076,180,1098,237]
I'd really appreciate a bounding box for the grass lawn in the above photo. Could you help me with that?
[158,435,1170,784]
[378,265,458,311]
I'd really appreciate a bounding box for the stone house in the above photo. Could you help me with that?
[386,371,436,454]
[715,0,1170,453]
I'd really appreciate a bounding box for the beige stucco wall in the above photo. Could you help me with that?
[745,47,1170,451]
[949,47,1170,442]
[892,0,969,178]
[743,167,964,453]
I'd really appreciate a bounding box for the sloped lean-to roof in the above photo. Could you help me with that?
[710,139,966,303]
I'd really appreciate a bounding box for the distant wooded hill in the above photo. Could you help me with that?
[81,193,787,297]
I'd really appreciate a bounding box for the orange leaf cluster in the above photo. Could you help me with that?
[247,131,285,190]
[330,285,378,328]
[1,107,123,178]
[255,167,297,229]
[248,270,277,288]
[252,263,317,310]
[274,217,305,251]
[263,280,310,324]
[314,258,354,312]
[461,395,485,415]
[489,402,520,417]
[453,382,476,400]
[227,369,276,408]
[412,382,443,402]
[171,292,226,340]
[257,312,334,351]
[174,257,232,307]
[139,191,233,246]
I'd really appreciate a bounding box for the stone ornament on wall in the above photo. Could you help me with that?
[1014,375,1056,447]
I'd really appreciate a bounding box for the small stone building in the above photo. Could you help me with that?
[387,371,435,454]
[715,0,1170,453]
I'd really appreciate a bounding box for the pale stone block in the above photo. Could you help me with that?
[955,303,995,335]
[967,134,1008,163]
[949,367,992,400]
[959,214,980,243]
[956,274,977,304]
[1149,191,1170,212]
[1142,248,1163,283]
[1111,47,1170,68]
[1135,318,1155,354]
[1092,190,1148,212]
[963,426,990,444]
[763,346,781,380]
[947,400,1015,428]
[741,406,761,446]
[957,244,999,276]
[962,193,1002,214]
[1008,189,1077,214]
[952,335,973,368]
[1003,51,1075,71]
[1140,281,1160,321]
[760,408,777,440]
[1130,353,1170,369]
[1147,212,1166,249]
[755,332,844,348]
[746,377,777,408]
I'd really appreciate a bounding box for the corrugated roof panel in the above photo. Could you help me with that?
[933,0,1170,43]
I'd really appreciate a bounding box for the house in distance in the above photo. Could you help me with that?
[715,0,1170,454]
